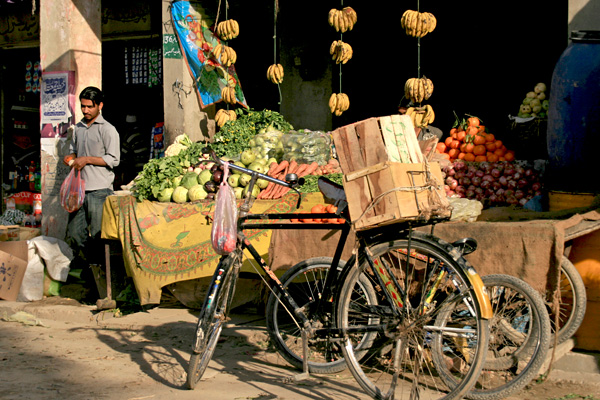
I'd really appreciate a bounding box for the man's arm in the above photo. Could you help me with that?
[70,156,108,170]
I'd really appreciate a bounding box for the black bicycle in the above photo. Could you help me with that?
[186,150,492,400]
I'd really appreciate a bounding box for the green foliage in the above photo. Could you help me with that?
[132,141,207,202]
[298,173,344,193]
[212,108,293,158]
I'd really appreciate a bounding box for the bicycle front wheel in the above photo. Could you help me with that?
[337,234,490,400]
[266,257,377,374]
[187,252,239,389]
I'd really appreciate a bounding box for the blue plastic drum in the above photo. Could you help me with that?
[546,31,600,192]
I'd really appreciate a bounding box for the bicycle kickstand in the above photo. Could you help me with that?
[293,329,311,382]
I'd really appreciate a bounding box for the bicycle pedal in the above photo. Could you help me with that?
[292,372,311,382]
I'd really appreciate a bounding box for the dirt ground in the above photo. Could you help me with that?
[1,297,600,400]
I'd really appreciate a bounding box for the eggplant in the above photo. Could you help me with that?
[212,169,223,183]
[204,180,217,193]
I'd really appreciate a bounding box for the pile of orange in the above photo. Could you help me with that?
[435,116,515,163]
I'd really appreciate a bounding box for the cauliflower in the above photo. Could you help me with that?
[165,142,187,157]
[174,133,193,147]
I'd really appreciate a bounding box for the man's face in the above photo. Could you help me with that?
[81,99,102,123]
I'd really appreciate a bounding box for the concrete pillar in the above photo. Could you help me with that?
[161,0,214,146]
[39,0,102,239]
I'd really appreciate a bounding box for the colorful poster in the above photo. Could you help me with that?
[40,71,76,138]
[170,0,247,109]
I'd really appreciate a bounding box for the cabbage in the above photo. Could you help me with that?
[157,187,174,202]
[188,184,208,201]
[172,186,189,203]
[181,172,199,190]
[171,175,183,187]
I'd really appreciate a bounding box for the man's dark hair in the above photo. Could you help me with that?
[79,86,104,106]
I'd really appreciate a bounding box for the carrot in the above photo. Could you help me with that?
[257,182,275,199]
[267,162,279,177]
[293,163,309,177]
[286,160,299,175]
[269,160,289,177]
[298,162,319,177]
[268,165,289,199]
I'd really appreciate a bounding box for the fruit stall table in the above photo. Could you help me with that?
[100,192,351,306]
[101,191,600,313]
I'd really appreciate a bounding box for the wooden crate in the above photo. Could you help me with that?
[332,116,450,230]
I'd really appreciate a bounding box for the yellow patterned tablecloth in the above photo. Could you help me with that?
[101,193,324,305]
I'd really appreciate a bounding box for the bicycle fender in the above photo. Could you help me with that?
[463,264,493,319]
[415,232,493,320]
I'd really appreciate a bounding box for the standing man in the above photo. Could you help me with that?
[64,86,120,297]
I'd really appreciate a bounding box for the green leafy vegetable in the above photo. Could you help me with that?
[212,108,293,158]
[299,173,344,193]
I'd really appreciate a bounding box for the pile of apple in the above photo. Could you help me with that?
[517,82,549,119]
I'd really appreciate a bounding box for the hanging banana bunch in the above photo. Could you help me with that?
[328,7,357,33]
[404,76,434,104]
[215,109,237,128]
[213,44,237,67]
[400,10,437,38]
[216,19,240,41]
[330,40,353,64]
[221,86,237,104]
[406,105,435,128]
[266,64,284,84]
[329,93,350,116]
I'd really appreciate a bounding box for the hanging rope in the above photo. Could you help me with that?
[273,0,282,105]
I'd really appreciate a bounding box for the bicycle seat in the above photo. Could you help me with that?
[452,237,478,255]
[318,176,348,211]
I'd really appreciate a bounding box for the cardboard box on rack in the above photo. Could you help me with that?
[332,115,451,230]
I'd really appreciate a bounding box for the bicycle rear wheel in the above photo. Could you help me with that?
[266,257,377,374]
[546,256,586,346]
[337,234,490,400]
[459,274,551,400]
[187,252,239,389]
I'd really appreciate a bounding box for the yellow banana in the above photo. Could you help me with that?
[228,110,237,121]
[422,76,434,100]
[328,9,337,27]
[231,20,239,37]
[329,93,338,113]
[213,44,223,59]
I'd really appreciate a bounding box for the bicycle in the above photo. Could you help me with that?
[186,149,493,400]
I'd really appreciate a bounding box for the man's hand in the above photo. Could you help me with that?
[63,154,76,166]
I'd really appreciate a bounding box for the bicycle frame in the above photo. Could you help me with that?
[239,211,352,332]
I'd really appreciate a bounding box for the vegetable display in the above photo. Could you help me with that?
[435,115,516,163]
[212,108,294,158]
[517,82,549,119]
[443,160,543,207]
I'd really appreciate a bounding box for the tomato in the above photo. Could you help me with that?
[436,142,447,153]
[311,204,325,213]
[467,117,480,127]
[473,145,486,155]
[464,153,476,162]
[473,134,487,145]
[449,140,461,149]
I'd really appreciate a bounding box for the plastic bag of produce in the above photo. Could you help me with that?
[249,130,284,162]
[282,131,331,165]
[211,162,238,255]
[60,168,85,213]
